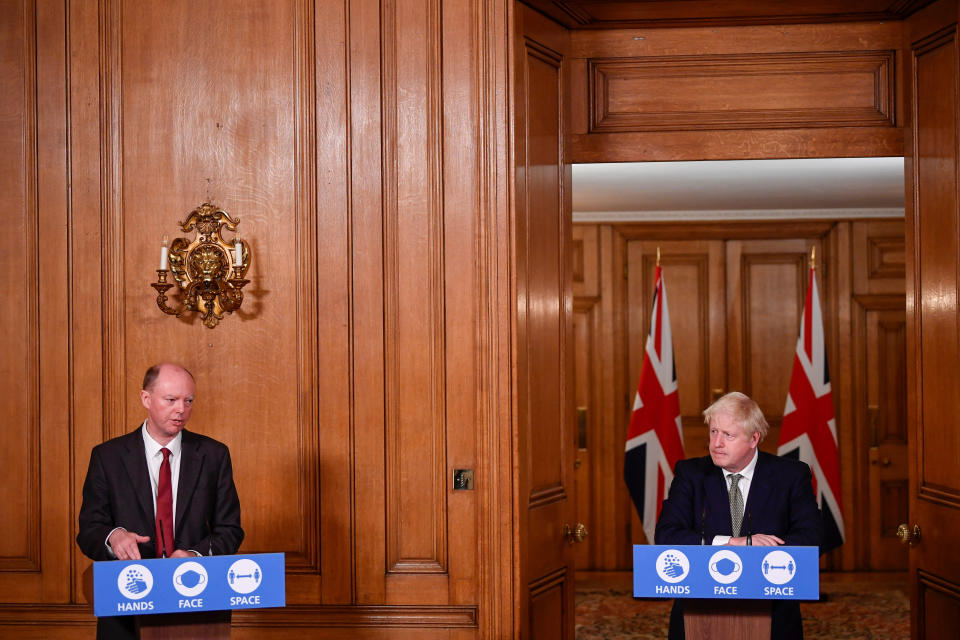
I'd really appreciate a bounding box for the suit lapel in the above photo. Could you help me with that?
[744,451,773,526]
[705,464,732,534]
[119,428,154,525]
[176,430,202,534]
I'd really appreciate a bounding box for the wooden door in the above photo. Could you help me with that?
[860,303,909,570]
[514,4,576,639]
[905,2,960,637]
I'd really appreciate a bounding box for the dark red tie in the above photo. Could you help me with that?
[155,447,174,557]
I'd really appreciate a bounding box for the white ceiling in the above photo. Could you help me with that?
[572,157,905,222]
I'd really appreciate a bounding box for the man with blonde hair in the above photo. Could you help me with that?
[655,392,821,639]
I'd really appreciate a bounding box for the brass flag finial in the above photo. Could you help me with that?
[656,246,661,267]
[810,246,816,269]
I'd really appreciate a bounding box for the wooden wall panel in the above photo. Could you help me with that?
[114,0,312,576]
[727,239,817,434]
[0,0,39,571]
[383,0,448,580]
[589,51,895,132]
[0,0,73,606]
[569,21,904,161]
[1,0,517,635]
[313,0,354,606]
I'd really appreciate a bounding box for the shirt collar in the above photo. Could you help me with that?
[723,447,759,481]
[141,420,183,458]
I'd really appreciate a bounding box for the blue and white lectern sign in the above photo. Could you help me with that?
[93,553,285,617]
[633,545,818,600]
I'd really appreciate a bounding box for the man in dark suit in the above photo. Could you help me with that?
[655,392,821,640]
[77,363,244,639]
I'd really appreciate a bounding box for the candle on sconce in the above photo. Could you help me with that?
[160,235,169,271]
[234,236,243,267]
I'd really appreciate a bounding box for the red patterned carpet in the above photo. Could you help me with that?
[575,572,909,640]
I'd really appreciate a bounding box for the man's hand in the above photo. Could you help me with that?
[108,529,151,560]
[169,549,193,558]
[726,534,784,546]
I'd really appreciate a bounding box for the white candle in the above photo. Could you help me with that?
[234,238,243,267]
[160,236,169,270]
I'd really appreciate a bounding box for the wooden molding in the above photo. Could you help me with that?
[521,0,934,29]
[588,51,896,133]
[100,0,126,442]
[867,235,907,279]
[608,220,836,240]
[571,127,904,163]
[293,0,321,575]
[0,604,95,627]
[0,0,41,575]
[0,603,477,629]
[572,239,585,283]
[233,604,478,628]
[382,0,449,576]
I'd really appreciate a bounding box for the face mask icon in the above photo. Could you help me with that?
[176,570,206,589]
[711,558,741,576]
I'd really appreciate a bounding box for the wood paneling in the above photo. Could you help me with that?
[522,0,933,29]
[727,239,816,429]
[905,3,960,635]
[571,227,631,569]
[2,0,517,635]
[515,4,575,637]
[574,221,904,571]
[383,0,448,579]
[857,299,909,570]
[0,0,40,573]
[589,51,896,133]
[569,21,904,162]
[850,218,907,573]
[0,0,72,606]
[918,573,960,640]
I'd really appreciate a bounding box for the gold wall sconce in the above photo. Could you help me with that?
[151,203,251,329]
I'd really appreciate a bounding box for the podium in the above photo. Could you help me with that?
[92,553,285,639]
[633,545,817,640]
[136,610,231,639]
[682,598,771,640]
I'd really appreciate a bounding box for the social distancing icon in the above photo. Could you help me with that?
[227,559,263,594]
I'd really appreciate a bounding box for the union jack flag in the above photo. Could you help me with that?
[624,265,684,544]
[777,263,845,552]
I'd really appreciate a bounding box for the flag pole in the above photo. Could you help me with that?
[810,246,816,269]
[656,246,661,267]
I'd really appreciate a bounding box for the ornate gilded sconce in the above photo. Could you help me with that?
[151,203,251,329]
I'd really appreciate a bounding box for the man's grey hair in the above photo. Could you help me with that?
[703,391,769,441]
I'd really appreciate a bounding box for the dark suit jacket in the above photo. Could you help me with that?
[654,451,822,640]
[77,426,244,561]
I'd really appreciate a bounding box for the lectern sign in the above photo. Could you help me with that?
[633,545,818,600]
[93,553,285,617]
